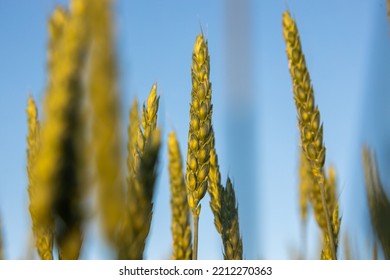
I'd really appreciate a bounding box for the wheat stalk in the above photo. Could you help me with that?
[168,132,192,260]
[221,177,243,260]
[87,0,124,246]
[282,11,337,259]
[186,33,213,260]
[362,146,390,259]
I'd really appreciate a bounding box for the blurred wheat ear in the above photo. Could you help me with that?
[86,0,125,247]
[362,146,390,259]
[168,132,192,260]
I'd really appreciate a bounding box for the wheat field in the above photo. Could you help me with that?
[0,0,389,260]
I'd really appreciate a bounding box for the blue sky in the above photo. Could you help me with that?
[0,0,389,259]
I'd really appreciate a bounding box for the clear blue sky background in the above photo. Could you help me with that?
[0,0,389,259]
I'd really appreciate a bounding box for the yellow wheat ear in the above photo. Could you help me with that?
[186,32,214,260]
[168,132,192,260]
[87,0,125,246]
[118,87,161,260]
[33,0,89,260]
[282,11,339,260]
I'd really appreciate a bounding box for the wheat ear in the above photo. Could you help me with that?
[87,0,124,245]
[168,132,192,260]
[221,177,243,260]
[362,146,390,259]
[29,6,69,259]
[208,130,223,235]
[186,33,213,260]
[119,87,160,259]
[283,11,337,259]
[130,128,161,259]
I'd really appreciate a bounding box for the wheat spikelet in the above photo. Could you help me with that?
[362,146,390,259]
[186,33,213,259]
[207,130,223,235]
[283,11,337,259]
[141,84,159,146]
[168,132,192,260]
[221,177,243,260]
[298,151,312,224]
[127,98,140,184]
[87,0,124,245]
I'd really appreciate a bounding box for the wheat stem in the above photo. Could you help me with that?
[192,212,199,260]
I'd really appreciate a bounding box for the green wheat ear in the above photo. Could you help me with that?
[221,177,243,260]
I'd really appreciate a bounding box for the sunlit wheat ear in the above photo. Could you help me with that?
[168,132,192,260]
[282,10,338,259]
[186,33,213,260]
[363,146,390,259]
[87,0,124,246]
[221,177,243,260]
